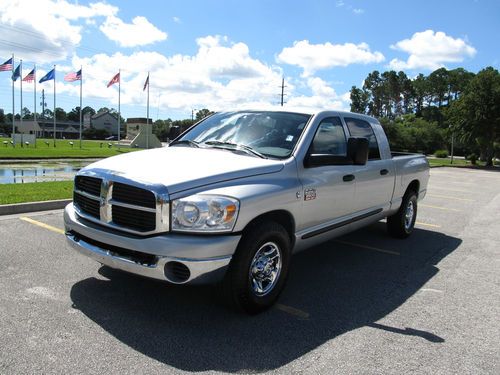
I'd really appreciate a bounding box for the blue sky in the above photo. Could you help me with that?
[0,0,499,120]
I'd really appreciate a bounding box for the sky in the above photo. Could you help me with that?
[0,0,499,121]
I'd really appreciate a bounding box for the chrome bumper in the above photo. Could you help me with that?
[64,203,238,284]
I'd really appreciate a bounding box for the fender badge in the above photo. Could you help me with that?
[304,188,316,201]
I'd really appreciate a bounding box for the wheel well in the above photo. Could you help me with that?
[406,180,420,197]
[243,210,296,246]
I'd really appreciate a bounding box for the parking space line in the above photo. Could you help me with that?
[428,186,472,194]
[20,217,65,235]
[275,303,310,319]
[334,240,400,256]
[415,221,441,228]
[427,194,474,202]
[420,204,462,212]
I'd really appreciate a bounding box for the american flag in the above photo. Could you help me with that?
[0,57,13,72]
[64,69,81,82]
[107,72,120,88]
[23,68,36,82]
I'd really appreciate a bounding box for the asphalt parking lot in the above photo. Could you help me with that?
[0,167,499,374]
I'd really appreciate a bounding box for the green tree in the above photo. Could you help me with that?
[55,107,67,121]
[195,108,214,121]
[448,67,500,166]
[350,86,369,114]
[67,107,81,122]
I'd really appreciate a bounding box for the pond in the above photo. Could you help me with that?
[0,160,93,184]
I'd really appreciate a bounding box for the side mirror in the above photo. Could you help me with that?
[347,137,369,165]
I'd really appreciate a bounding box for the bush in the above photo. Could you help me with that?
[468,153,477,165]
[434,149,449,158]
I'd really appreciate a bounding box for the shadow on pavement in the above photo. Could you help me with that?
[70,222,461,372]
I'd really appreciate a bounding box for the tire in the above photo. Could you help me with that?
[387,191,418,238]
[221,220,291,314]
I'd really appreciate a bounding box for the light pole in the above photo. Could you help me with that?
[449,124,455,164]
[191,108,197,122]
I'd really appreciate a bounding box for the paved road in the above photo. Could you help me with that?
[0,167,499,374]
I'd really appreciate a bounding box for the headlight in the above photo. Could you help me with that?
[171,195,239,233]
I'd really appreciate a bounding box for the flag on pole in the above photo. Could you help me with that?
[12,64,21,81]
[143,74,149,91]
[22,68,35,82]
[0,57,13,71]
[39,68,55,83]
[64,69,82,82]
[107,72,120,88]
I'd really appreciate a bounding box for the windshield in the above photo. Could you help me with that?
[174,111,312,159]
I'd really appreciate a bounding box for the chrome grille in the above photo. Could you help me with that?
[113,182,156,208]
[73,175,169,235]
[111,205,156,232]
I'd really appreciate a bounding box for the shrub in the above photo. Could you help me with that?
[434,149,449,158]
[468,153,477,165]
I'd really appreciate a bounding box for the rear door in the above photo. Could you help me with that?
[343,116,394,213]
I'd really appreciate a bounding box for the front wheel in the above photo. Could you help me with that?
[387,191,418,238]
[221,221,291,314]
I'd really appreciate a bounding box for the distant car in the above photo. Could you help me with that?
[105,135,118,141]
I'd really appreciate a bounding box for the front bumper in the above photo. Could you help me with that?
[64,203,241,284]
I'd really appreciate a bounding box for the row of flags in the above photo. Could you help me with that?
[0,57,150,89]
[2,55,152,148]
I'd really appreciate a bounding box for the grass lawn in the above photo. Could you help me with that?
[0,181,73,205]
[428,157,472,167]
[0,137,141,159]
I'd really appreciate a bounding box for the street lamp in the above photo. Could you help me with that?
[191,108,197,122]
[449,124,455,164]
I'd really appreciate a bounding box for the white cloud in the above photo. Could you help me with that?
[0,0,166,62]
[286,77,350,111]
[173,16,181,24]
[389,30,477,71]
[277,40,384,76]
[353,8,364,14]
[99,15,167,47]
[58,36,285,113]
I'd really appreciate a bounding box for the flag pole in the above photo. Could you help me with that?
[117,69,121,148]
[79,66,82,149]
[11,54,15,143]
[53,65,56,147]
[19,59,23,147]
[34,65,37,147]
[146,72,150,149]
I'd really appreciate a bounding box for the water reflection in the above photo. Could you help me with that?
[0,161,92,184]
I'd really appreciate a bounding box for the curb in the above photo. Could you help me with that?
[0,199,72,216]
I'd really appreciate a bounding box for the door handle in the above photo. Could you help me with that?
[343,174,355,182]
[380,169,389,175]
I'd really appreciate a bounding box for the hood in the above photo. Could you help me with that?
[80,146,284,194]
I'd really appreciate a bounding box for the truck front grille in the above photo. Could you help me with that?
[73,175,168,235]
[111,205,156,232]
[74,191,100,219]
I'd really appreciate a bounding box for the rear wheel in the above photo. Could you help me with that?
[387,191,418,238]
[222,221,291,314]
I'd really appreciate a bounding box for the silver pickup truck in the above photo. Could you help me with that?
[64,109,429,313]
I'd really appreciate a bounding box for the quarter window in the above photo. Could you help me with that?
[344,117,380,159]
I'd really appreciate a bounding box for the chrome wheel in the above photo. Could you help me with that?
[404,200,415,231]
[249,241,282,296]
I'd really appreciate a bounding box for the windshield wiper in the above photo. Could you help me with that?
[203,141,267,159]
[169,139,200,148]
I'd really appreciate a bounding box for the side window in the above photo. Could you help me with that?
[310,117,347,156]
[344,117,380,159]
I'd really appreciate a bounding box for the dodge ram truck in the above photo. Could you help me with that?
[64,109,429,313]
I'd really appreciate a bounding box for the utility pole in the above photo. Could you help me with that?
[279,77,287,107]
